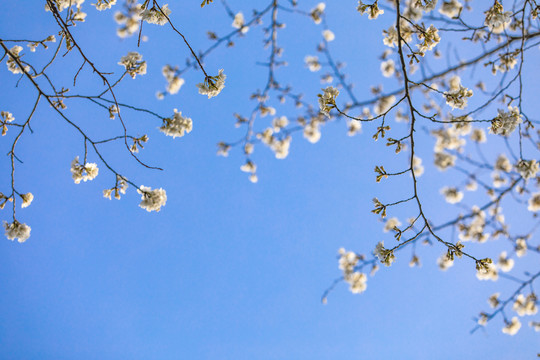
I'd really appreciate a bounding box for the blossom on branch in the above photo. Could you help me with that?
[141,4,171,26]
[3,220,31,243]
[138,186,167,212]
[118,52,147,79]
[197,69,226,98]
[70,157,99,184]
[159,109,193,139]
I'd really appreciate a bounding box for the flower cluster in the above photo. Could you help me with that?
[161,65,185,96]
[417,25,440,54]
[3,220,31,243]
[484,1,512,34]
[528,193,540,212]
[502,317,521,335]
[138,186,167,212]
[197,69,226,98]
[318,86,339,116]
[513,294,538,317]
[305,56,321,72]
[439,0,463,18]
[93,0,116,11]
[20,192,34,208]
[338,248,368,294]
[444,84,473,110]
[114,2,142,38]
[412,0,437,12]
[160,110,193,139]
[489,107,522,136]
[6,46,30,75]
[310,3,325,24]
[1,111,15,136]
[240,160,258,183]
[440,187,463,204]
[141,4,171,26]
[118,52,147,79]
[232,12,249,34]
[515,159,539,180]
[434,151,456,171]
[458,206,489,243]
[70,157,99,184]
[256,120,293,159]
[374,241,395,266]
[357,1,384,20]
[103,175,128,200]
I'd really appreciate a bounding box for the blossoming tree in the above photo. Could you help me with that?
[1,0,539,342]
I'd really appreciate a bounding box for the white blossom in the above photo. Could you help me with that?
[304,120,322,143]
[383,217,401,232]
[338,248,358,275]
[6,46,30,75]
[138,186,167,212]
[413,156,424,176]
[347,120,362,136]
[494,52,518,74]
[484,2,512,34]
[380,59,395,77]
[310,3,325,24]
[141,4,171,25]
[162,65,184,95]
[513,294,538,316]
[476,262,498,281]
[490,107,522,136]
[417,25,440,54]
[232,12,248,34]
[118,52,147,79]
[3,220,31,243]
[440,187,463,204]
[528,193,540,212]
[305,56,321,72]
[515,238,527,257]
[502,317,521,335]
[272,136,292,159]
[357,1,384,19]
[70,157,99,184]
[20,193,34,208]
[434,151,456,171]
[470,129,486,143]
[197,69,226,98]
[322,29,335,42]
[488,293,500,308]
[497,251,514,272]
[318,86,339,116]
[348,271,368,293]
[444,84,473,110]
[439,0,462,18]
[160,109,193,138]
[412,0,437,12]
[272,116,289,132]
[240,160,256,174]
[383,26,398,48]
[374,95,395,115]
[478,313,489,326]
[45,0,85,12]
[374,241,395,266]
[494,154,512,172]
[515,159,539,180]
[93,0,116,11]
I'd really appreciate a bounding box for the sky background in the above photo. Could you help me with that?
[0,1,539,359]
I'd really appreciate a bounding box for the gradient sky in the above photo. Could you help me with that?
[0,1,539,359]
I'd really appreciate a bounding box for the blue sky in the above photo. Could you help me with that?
[1,1,539,359]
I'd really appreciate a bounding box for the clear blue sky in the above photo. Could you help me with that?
[0,1,538,359]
